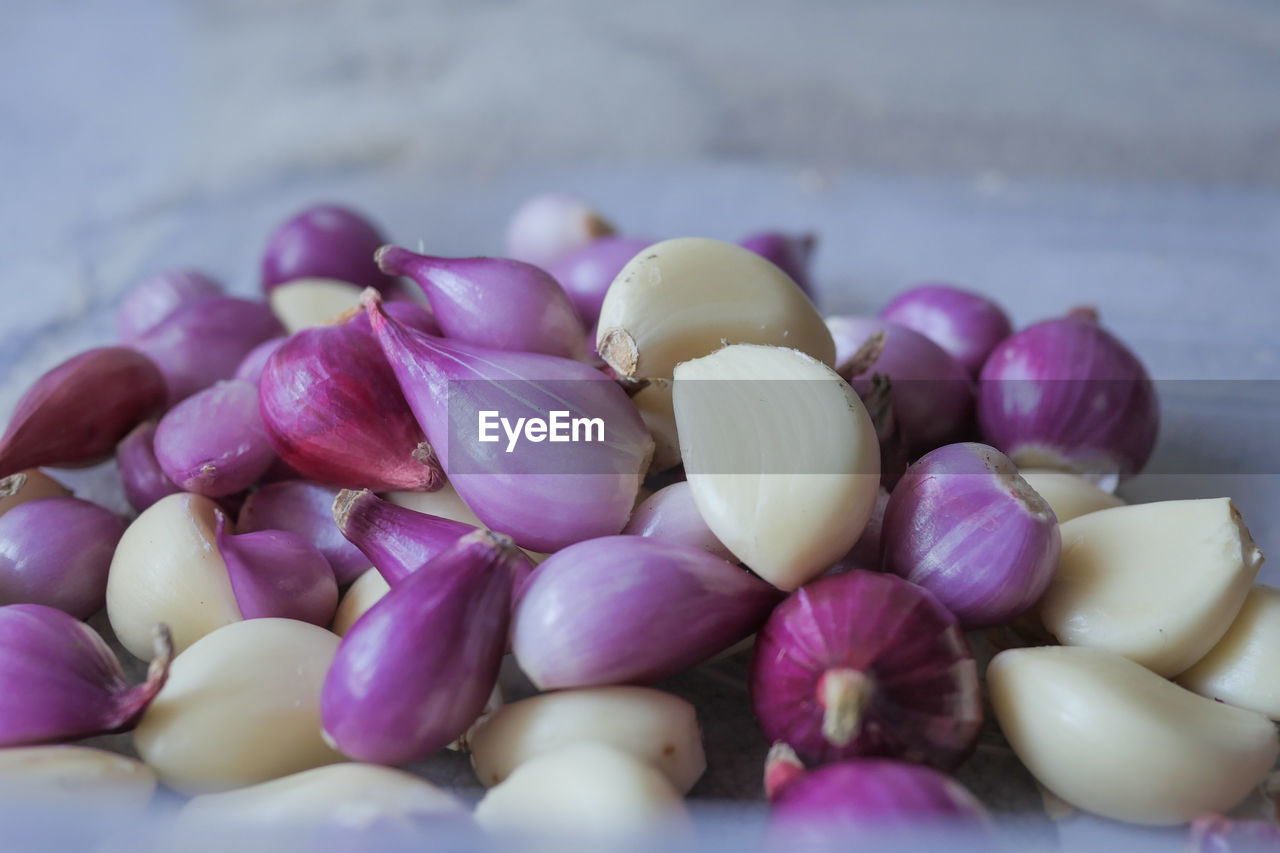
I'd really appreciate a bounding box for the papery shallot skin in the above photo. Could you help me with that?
[130,296,285,404]
[0,604,170,746]
[512,536,782,689]
[880,283,1013,377]
[977,313,1159,477]
[545,236,654,327]
[738,232,817,297]
[154,380,276,498]
[0,498,125,619]
[364,292,651,553]
[321,531,516,765]
[116,270,224,343]
[621,481,735,563]
[237,481,370,586]
[215,513,338,627]
[261,204,396,294]
[503,192,615,270]
[750,570,981,770]
[881,443,1061,629]
[116,420,181,513]
[259,303,444,492]
[0,347,167,478]
[232,337,287,385]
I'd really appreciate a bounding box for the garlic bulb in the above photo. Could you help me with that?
[1017,468,1124,523]
[1039,498,1263,676]
[106,493,241,659]
[988,645,1278,825]
[267,278,363,333]
[472,742,690,836]
[468,686,705,793]
[133,618,343,794]
[1177,584,1280,719]
[180,763,464,828]
[331,567,390,637]
[673,344,880,590]
[596,237,834,380]
[0,745,156,813]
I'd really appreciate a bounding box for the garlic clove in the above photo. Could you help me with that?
[988,645,1279,825]
[468,686,705,794]
[632,378,682,472]
[331,568,390,637]
[1040,498,1263,676]
[132,618,344,795]
[1017,468,1124,523]
[106,493,242,660]
[1177,584,1280,719]
[673,344,880,591]
[179,763,465,829]
[0,745,157,813]
[472,742,690,837]
[268,278,364,333]
[596,237,834,380]
[0,470,70,518]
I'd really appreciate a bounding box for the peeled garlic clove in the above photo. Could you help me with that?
[468,686,705,793]
[1040,498,1263,676]
[632,378,682,472]
[1017,468,1124,523]
[267,278,364,333]
[0,745,157,813]
[988,646,1279,825]
[133,617,343,795]
[0,470,70,518]
[673,344,880,590]
[331,568,389,637]
[1177,585,1280,719]
[180,763,465,829]
[473,742,689,837]
[596,237,835,380]
[107,493,241,659]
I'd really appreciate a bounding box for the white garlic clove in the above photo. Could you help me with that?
[1177,584,1280,719]
[596,237,834,380]
[448,683,504,752]
[179,763,464,829]
[472,742,690,836]
[0,469,71,518]
[133,617,344,795]
[106,492,241,659]
[632,378,682,473]
[673,344,880,591]
[0,745,156,813]
[385,484,550,564]
[988,645,1278,826]
[330,567,390,637]
[1017,468,1125,523]
[1039,498,1263,676]
[468,686,705,793]
[268,278,364,333]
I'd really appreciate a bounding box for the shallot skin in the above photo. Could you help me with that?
[738,231,816,297]
[880,283,1013,377]
[261,204,395,294]
[545,236,653,326]
[237,481,370,586]
[215,514,338,627]
[154,380,276,498]
[116,270,224,343]
[0,347,167,478]
[116,421,181,513]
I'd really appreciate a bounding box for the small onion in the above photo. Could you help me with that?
[0,497,125,618]
[545,236,653,326]
[154,380,276,497]
[237,481,370,586]
[738,231,816,297]
[881,443,1061,628]
[0,470,70,518]
[0,604,171,746]
[115,420,180,512]
[513,536,782,689]
[116,269,224,343]
[977,312,1159,477]
[232,336,287,385]
[879,283,1013,376]
[503,192,615,269]
[621,481,734,562]
[215,512,338,627]
[261,203,395,294]
[750,570,981,770]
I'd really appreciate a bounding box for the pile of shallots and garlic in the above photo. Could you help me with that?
[0,193,1271,846]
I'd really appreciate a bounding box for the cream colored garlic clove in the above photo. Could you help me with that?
[1017,468,1124,523]
[385,484,550,564]
[988,645,1278,826]
[673,344,880,591]
[449,683,504,752]
[632,378,682,473]
[596,237,834,380]
[468,686,704,793]
[106,492,241,659]
[1177,584,1280,719]
[472,742,690,836]
[0,469,71,518]
[1039,498,1263,676]
[133,618,343,795]
[179,763,464,828]
[0,745,157,813]
[268,278,364,333]
[331,567,390,637]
